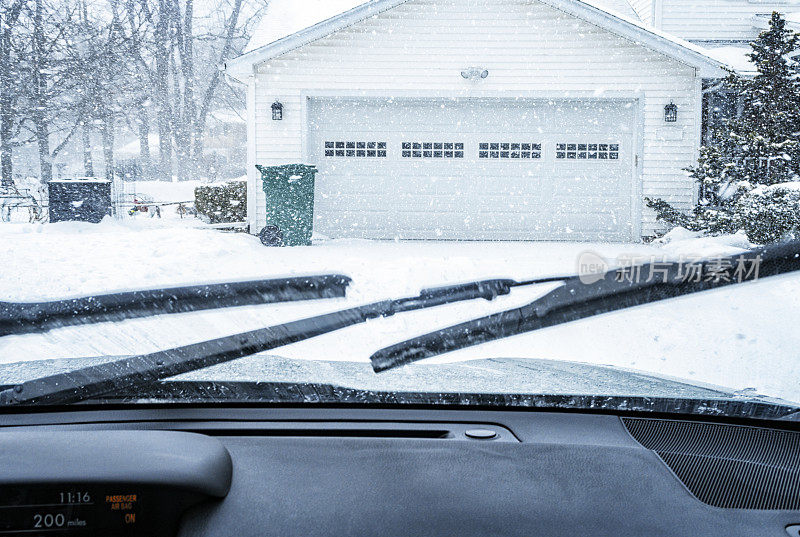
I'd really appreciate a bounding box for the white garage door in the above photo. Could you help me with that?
[307,98,638,241]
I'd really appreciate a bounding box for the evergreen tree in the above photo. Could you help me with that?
[647,12,800,241]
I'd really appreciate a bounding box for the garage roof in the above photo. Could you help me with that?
[225,0,727,81]
[243,0,640,54]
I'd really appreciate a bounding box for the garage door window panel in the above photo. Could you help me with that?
[402,142,464,158]
[325,141,387,158]
[556,143,619,160]
[479,143,541,159]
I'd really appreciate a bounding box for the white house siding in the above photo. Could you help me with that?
[249,0,701,239]
[627,0,654,25]
[657,0,796,42]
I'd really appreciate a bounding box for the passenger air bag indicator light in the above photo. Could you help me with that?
[465,429,497,440]
[105,494,137,511]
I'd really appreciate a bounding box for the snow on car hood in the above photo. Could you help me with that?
[0,355,763,401]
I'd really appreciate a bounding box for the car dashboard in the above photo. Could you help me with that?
[1,405,799,537]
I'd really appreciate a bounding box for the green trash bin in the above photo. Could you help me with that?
[256,164,318,247]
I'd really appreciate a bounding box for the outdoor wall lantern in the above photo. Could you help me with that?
[664,102,678,123]
[272,101,283,121]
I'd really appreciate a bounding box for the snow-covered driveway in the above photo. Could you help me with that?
[2,219,799,403]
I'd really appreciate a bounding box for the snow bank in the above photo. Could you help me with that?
[653,227,753,258]
[750,181,800,195]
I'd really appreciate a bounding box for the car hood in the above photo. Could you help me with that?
[0,354,783,402]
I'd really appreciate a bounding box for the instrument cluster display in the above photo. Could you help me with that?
[0,486,142,536]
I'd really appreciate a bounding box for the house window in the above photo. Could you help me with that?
[702,87,740,146]
[556,143,619,160]
[401,142,464,158]
[479,143,542,159]
[325,141,387,157]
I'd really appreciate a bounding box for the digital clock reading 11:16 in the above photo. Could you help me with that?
[59,491,92,505]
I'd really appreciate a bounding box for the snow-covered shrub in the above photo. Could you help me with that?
[646,13,800,243]
[735,182,800,243]
[648,182,800,244]
[194,180,246,224]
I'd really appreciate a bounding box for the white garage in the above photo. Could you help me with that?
[226,0,726,241]
[308,97,638,241]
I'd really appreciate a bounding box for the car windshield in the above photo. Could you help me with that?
[1,0,799,416]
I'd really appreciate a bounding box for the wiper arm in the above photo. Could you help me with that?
[0,276,568,405]
[370,241,800,373]
[0,275,352,337]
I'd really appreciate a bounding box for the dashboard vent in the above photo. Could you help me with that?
[185,428,450,439]
[622,417,800,510]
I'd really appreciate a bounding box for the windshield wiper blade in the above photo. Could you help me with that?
[0,276,568,406]
[0,275,352,337]
[370,241,800,373]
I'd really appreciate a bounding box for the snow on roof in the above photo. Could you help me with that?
[545,0,726,75]
[49,177,111,183]
[245,0,640,54]
[582,0,639,20]
[229,0,725,80]
[244,0,371,53]
[701,45,756,75]
[117,133,161,158]
[116,111,243,158]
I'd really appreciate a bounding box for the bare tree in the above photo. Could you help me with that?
[23,0,84,183]
[5,0,265,188]
[119,0,260,181]
[120,0,155,175]
[192,0,244,163]
[0,0,29,187]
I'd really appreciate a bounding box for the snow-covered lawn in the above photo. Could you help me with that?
[1,218,799,403]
